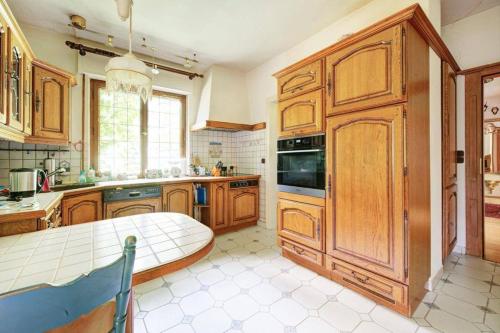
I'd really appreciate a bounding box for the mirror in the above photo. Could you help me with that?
[483,75,500,194]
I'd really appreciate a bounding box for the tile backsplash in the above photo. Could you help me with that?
[0,141,82,187]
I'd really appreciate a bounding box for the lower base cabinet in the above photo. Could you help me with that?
[62,192,102,226]
[104,198,162,219]
[229,187,259,225]
[163,183,193,217]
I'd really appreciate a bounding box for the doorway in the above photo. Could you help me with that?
[464,61,500,259]
[483,75,500,262]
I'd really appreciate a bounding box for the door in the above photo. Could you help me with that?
[325,24,405,116]
[326,104,406,282]
[278,89,323,137]
[442,61,458,260]
[277,197,324,251]
[7,30,23,131]
[62,192,103,226]
[105,197,162,219]
[210,182,229,230]
[229,187,259,225]
[163,183,193,216]
[32,64,69,141]
[277,59,323,101]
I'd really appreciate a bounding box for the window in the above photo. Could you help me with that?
[90,80,186,176]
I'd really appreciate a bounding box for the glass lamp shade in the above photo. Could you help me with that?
[105,52,153,102]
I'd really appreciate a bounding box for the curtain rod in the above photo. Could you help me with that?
[65,41,203,80]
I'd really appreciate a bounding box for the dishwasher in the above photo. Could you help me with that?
[103,186,162,219]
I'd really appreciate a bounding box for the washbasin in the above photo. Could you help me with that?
[50,183,96,192]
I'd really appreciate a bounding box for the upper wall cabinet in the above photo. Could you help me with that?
[27,61,71,145]
[0,17,7,125]
[278,89,323,137]
[7,29,24,132]
[23,52,32,135]
[325,24,405,116]
[277,59,323,101]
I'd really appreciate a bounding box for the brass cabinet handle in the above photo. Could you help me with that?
[35,91,40,112]
[352,271,369,283]
[294,246,304,255]
[328,174,332,198]
[327,73,333,96]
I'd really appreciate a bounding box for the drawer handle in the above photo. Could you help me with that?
[294,246,304,255]
[291,86,303,94]
[129,191,141,197]
[327,73,332,96]
[352,271,369,283]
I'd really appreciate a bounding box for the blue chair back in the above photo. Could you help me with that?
[0,235,136,333]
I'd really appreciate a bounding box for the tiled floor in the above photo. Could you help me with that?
[132,225,500,333]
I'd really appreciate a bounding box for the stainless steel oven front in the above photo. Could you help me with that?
[277,134,325,198]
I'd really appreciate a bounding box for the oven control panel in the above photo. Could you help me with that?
[229,180,259,188]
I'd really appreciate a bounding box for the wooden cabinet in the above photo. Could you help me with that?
[0,219,38,236]
[22,53,32,135]
[229,187,259,225]
[62,191,103,226]
[278,89,323,137]
[277,193,324,251]
[280,237,324,267]
[325,24,404,116]
[163,183,193,217]
[28,61,70,145]
[104,197,161,219]
[7,29,24,132]
[277,59,323,101]
[210,182,229,230]
[0,17,7,125]
[442,61,457,260]
[326,105,406,282]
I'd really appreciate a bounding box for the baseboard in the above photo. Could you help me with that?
[452,243,466,255]
[425,267,443,291]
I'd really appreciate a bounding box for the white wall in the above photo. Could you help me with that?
[442,5,500,253]
[245,0,444,284]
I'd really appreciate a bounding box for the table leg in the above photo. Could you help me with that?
[126,289,134,333]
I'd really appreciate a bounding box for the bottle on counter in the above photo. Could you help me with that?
[78,170,87,183]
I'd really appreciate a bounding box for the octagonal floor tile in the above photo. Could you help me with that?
[243,312,284,333]
[296,317,339,333]
[270,298,308,326]
[144,304,184,333]
[209,280,241,301]
[248,282,282,305]
[292,285,328,309]
[196,268,225,286]
[138,287,173,311]
[224,294,260,320]
[170,277,201,297]
[192,308,232,333]
[319,302,361,331]
[179,291,215,315]
[233,270,262,289]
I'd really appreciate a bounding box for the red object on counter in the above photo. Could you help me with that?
[41,177,50,192]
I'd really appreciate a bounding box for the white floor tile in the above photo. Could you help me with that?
[291,285,328,309]
[296,317,339,333]
[224,294,260,320]
[143,304,184,333]
[319,301,361,331]
[243,312,284,333]
[270,298,308,326]
[191,308,232,333]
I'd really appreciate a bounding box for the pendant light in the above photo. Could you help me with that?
[105,0,152,102]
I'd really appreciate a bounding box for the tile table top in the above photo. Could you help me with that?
[0,212,213,294]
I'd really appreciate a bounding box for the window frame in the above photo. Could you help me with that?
[90,79,186,177]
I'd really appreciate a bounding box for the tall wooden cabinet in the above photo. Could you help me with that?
[442,61,458,260]
[272,5,455,315]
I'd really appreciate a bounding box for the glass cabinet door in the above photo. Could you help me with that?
[9,45,21,127]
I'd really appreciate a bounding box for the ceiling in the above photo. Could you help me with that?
[441,0,500,26]
[6,0,372,71]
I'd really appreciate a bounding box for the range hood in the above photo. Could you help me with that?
[192,65,265,132]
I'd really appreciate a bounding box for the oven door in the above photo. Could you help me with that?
[277,149,325,197]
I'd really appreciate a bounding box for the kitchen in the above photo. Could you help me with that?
[0,0,499,332]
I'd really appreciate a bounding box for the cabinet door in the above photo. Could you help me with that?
[62,192,103,226]
[32,64,69,141]
[105,198,162,219]
[326,104,406,282]
[278,198,324,251]
[277,59,323,101]
[210,182,229,230]
[163,183,193,217]
[278,89,323,138]
[0,19,7,124]
[443,184,457,259]
[229,187,259,225]
[23,54,32,135]
[7,29,23,131]
[325,24,404,116]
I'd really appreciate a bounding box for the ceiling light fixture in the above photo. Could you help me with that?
[105,0,152,102]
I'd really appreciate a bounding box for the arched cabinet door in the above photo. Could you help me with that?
[62,192,103,226]
[210,182,229,230]
[104,198,162,219]
[325,24,405,116]
[229,187,259,225]
[278,89,323,137]
[162,183,193,217]
[325,104,406,283]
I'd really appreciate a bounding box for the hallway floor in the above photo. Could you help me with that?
[132,225,500,333]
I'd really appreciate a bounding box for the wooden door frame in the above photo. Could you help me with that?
[463,61,500,257]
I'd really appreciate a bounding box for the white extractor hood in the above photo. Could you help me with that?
[192,65,265,132]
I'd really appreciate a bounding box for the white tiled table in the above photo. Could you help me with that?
[0,212,214,294]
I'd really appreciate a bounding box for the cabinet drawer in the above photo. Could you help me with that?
[325,24,405,116]
[278,198,324,251]
[278,60,323,101]
[278,89,323,138]
[280,237,323,267]
[326,256,408,309]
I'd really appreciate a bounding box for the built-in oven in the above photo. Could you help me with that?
[277,134,325,198]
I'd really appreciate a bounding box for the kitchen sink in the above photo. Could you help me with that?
[50,183,96,192]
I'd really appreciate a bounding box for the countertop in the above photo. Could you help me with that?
[0,174,260,223]
[0,212,214,293]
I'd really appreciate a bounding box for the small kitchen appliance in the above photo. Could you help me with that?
[8,168,41,200]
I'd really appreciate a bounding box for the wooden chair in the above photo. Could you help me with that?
[0,235,136,333]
